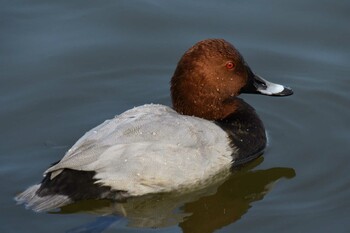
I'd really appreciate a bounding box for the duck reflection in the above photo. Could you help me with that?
[59,157,295,233]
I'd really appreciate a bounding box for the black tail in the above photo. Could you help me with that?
[16,169,123,212]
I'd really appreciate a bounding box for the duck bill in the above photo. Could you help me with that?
[242,66,293,96]
[252,75,293,96]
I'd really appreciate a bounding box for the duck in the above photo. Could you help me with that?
[15,39,293,212]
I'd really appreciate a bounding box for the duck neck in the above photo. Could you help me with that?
[214,98,267,164]
[171,92,241,121]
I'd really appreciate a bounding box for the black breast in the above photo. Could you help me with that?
[215,99,267,166]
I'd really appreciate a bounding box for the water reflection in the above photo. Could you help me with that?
[56,157,295,233]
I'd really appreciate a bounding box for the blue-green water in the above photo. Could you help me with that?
[1,0,350,232]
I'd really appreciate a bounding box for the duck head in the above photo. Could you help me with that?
[171,39,293,120]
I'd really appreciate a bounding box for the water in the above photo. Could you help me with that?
[1,0,350,232]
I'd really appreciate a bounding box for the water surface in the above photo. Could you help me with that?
[1,0,350,232]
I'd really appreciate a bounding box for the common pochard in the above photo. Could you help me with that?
[16,39,293,212]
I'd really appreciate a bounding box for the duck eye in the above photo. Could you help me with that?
[226,62,235,70]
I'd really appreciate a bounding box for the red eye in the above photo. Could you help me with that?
[226,62,235,70]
